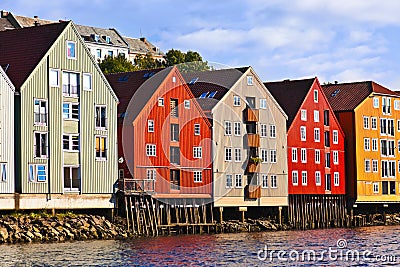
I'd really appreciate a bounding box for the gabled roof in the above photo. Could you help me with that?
[13,15,55,27]
[124,37,164,56]
[182,68,247,111]
[0,18,15,31]
[322,81,398,112]
[75,24,128,48]
[105,68,167,118]
[265,78,315,127]
[0,22,69,88]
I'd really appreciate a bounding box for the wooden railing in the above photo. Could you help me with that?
[247,133,260,147]
[245,185,261,199]
[244,108,259,122]
[120,178,155,193]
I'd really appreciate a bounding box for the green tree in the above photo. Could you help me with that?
[165,49,186,66]
[165,49,210,73]
[134,53,165,70]
[98,54,136,74]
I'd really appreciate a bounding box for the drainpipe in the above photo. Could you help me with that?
[47,56,51,201]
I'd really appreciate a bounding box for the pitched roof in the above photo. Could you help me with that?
[75,24,128,48]
[13,15,55,27]
[322,81,397,112]
[124,37,164,56]
[264,78,315,127]
[0,22,69,88]
[182,68,246,111]
[0,18,15,31]
[105,68,168,119]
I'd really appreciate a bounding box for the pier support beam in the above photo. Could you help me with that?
[219,207,223,223]
[278,206,282,226]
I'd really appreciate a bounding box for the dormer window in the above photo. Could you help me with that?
[66,41,76,59]
[247,76,253,85]
[93,34,100,42]
[105,36,111,44]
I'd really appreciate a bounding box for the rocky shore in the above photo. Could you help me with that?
[1,212,400,244]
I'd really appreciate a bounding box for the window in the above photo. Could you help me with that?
[194,171,202,183]
[292,148,298,162]
[49,69,59,87]
[314,110,319,122]
[108,51,113,57]
[324,110,329,126]
[147,169,156,180]
[170,99,179,117]
[194,124,200,135]
[63,103,79,120]
[247,76,253,85]
[67,41,76,59]
[333,130,338,144]
[292,171,298,185]
[333,151,339,164]
[260,124,267,137]
[95,136,107,160]
[233,95,241,106]
[172,76,176,83]
[364,138,370,151]
[170,146,180,164]
[63,166,80,191]
[34,132,48,158]
[270,125,276,138]
[315,171,321,185]
[301,109,307,121]
[270,175,277,188]
[363,116,369,129]
[118,169,124,180]
[83,73,92,91]
[270,150,277,163]
[62,72,79,97]
[63,134,79,151]
[234,122,241,136]
[0,163,6,182]
[96,49,102,59]
[388,119,395,136]
[382,97,391,114]
[315,149,320,164]
[262,174,268,188]
[226,174,233,188]
[373,182,379,193]
[225,147,232,161]
[28,164,47,182]
[301,148,307,163]
[365,159,371,172]
[373,97,379,108]
[372,160,378,173]
[261,149,268,163]
[324,131,330,147]
[395,100,400,110]
[314,128,320,142]
[105,36,111,43]
[260,99,267,109]
[148,120,154,132]
[371,117,377,130]
[300,126,306,141]
[334,172,339,186]
[398,120,400,132]
[158,98,164,106]
[184,100,191,109]
[95,105,107,129]
[313,90,318,103]
[235,174,243,188]
[381,140,388,156]
[225,121,232,135]
[325,174,331,191]
[380,118,387,135]
[146,144,156,157]
[171,124,179,141]
[193,147,202,159]
[301,171,307,185]
[234,148,242,162]
[325,152,331,168]
[34,99,47,125]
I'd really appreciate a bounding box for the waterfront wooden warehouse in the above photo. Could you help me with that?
[106,67,214,235]
[266,78,347,229]
[323,82,400,209]
[0,21,118,210]
[184,67,289,220]
[0,65,15,209]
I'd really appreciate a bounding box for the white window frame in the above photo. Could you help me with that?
[301,171,307,185]
[314,110,319,122]
[262,174,268,188]
[225,147,232,161]
[233,95,241,106]
[300,126,306,141]
[314,128,320,142]
[66,40,76,59]
[333,130,338,144]
[95,105,107,130]
[292,171,298,186]
[363,116,369,129]
[193,146,202,159]
[95,136,107,160]
[63,102,79,120]
[364,138,370,151]
[333,151,339,165]
[247,76,253,85]
[34,131,48,159]
[270,175,277,188]
[315,171,321,186]
[194,171,202,183]
[260,98,267,109]
[372,160,378,173]
[194,124,200,135]
[371,117,377,130]
[184,100,191,109]
[148,120,154,132]
[146,144,156,157]
[158,97,164,106]
[147,169,156,180]
[261,149,268,163]
[292,148,298,163]
[301,148,307,163]
[28,164,47,183]
[83,73,92,91]
[235,174,243,188]
[301,109,307,121]
[34,98,48,126]
[225,121,232,135]
[260,124,267,137]
[270,150,277,163]
[313,90,318,103]
[364,159,371,172]
[49,68,60,87]
[226,174,233,188]
[234,148,242,162]
[315,149,320,164]
[234,122,241,136]
[373,97,379,108]
[373,182,379,193]
[270,125,276,138]
[63,134,79,152]
[334,172,339,186]
[0,163,6,182]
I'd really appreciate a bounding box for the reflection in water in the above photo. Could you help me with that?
[0,226,399,266]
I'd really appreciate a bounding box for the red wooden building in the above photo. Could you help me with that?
[106,66,212,201]
[265,77,347,228]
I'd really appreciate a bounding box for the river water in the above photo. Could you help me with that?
[1,225,399,266]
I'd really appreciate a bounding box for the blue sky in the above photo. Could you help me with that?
[3,0,400,89]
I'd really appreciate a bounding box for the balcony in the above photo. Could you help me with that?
[246,133,260,147]
[245,185,261,199]
[246,161,260,173]
[244,108,259,122]
[121,178,155,193]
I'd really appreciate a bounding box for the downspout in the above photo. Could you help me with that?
[47,56,51,201]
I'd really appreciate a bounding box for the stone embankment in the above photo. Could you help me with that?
[0,213,131,244]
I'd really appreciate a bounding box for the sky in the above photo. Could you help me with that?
[3,0,400,89]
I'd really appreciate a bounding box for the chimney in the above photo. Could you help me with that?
[1,10,9,18]
[140,37,147,43]
[34,15,40,26]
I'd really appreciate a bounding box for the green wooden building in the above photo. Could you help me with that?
[0,21,118,210]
